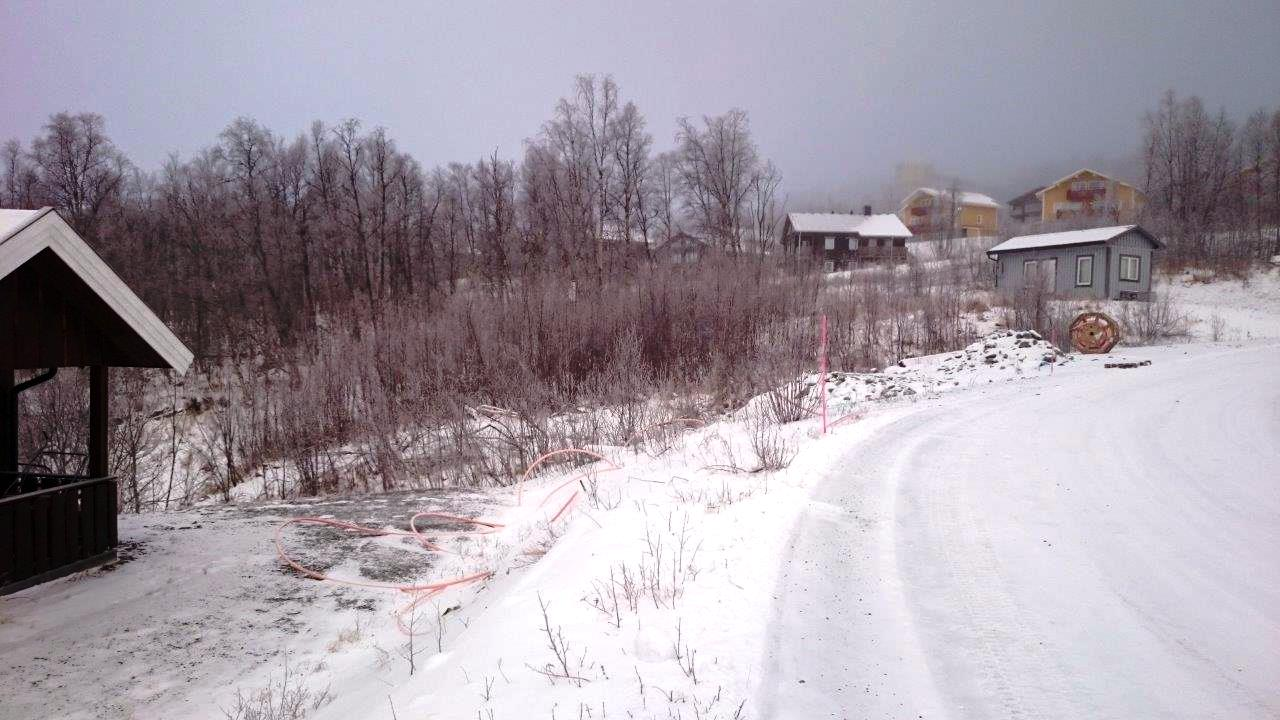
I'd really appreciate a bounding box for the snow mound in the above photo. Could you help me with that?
[800,330,1069,410]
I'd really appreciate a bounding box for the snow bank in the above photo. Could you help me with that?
[6,326,1261,720]
[797,330,1068,412]
[1162,266,1280,340]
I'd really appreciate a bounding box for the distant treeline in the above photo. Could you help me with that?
[1140,91,1280,264]
[1,75,784,361]
[8,82,1273,504]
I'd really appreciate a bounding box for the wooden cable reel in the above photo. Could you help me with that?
[1070,311,1121,354]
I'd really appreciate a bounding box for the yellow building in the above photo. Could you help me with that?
[899,188,999,237]
[1037,169,1145,223]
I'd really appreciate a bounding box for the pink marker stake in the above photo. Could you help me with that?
[818,314,829,434]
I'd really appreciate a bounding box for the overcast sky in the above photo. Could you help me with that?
[3,0,1278,206]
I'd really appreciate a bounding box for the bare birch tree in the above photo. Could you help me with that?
[675,109,760,252]
[1142,91,1238,259]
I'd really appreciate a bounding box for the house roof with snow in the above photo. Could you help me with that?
[1007,187,1047,206]
[986,225,1164,255]
[600,221,649,245]
[1033,169,1139,198]
[655,231,709,249]
[785,212,912,238]
[900,187,1000,210]
[0,207,193,371]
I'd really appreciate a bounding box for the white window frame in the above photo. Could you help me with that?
[823,260,835,273]
[824,236,835,250]
[1075,254,1093,286]
[1119,254,1141,282]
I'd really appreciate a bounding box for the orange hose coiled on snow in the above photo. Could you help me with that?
[272,327,860,638]
[273,446,624,636]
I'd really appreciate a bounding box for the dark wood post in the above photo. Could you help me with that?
[88,366,108,478]
[0,369,13,472]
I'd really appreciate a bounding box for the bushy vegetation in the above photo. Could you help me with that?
[5,85,1275,506]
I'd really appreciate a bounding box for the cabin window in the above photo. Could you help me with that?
[1119,254,1141,282]
[859,237,868,248]
[877,238,885,248]
[1075,255,1093,286]
[824,236,835,250]
[823,260,835,273]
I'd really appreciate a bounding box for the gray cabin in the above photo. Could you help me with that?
[986,225,1164,300]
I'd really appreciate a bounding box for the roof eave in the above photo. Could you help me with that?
[0,207,55,245]
[0,209,194,373]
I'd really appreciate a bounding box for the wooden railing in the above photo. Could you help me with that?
[1066,188,1107,202]
[0,471,118,595]
[842,247,909,265]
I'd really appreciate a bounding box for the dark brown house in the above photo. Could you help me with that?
[1,207,192,595]
[782,208,912,271]
[1008,187,1047,224]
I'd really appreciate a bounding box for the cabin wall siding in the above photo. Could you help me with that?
[788,230,906,270]
[992,229,1159,299]
[995,244,1109,300]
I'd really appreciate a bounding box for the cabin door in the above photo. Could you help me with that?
[1023,258,1057,292]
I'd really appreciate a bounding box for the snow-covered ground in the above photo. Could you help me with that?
[1162,265,1280,340]
[760,341,1280,719]
[2,300,1278,718]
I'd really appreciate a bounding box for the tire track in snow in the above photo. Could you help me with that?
[759,342,1280,719]
[891,392,1080,719]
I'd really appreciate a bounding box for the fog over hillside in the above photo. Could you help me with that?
[2,1,1276,208]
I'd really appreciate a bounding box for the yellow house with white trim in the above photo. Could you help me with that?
[899,188,999,237]
[1038,169,1145,224]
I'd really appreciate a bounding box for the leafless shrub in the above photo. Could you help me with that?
[1115,292,1190,344]
[761,380,810,425]
[745,407,796,472]
[221,662,333,720]
[325,617,365,653]
[398,601,429,675]
[705,479,754,512]
[583,470,622,511]
[586,566,624,628]
[15,370,87,475]
[528,593,588,687]
[1209,311,1228,341]
[673,619,698,684]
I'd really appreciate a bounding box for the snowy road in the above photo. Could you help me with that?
[760,343,1280,719]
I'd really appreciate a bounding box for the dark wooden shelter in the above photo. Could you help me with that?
[1,207,192,595]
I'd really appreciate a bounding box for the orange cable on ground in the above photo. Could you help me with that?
[274,444,628,637]
[272,327,867,638]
